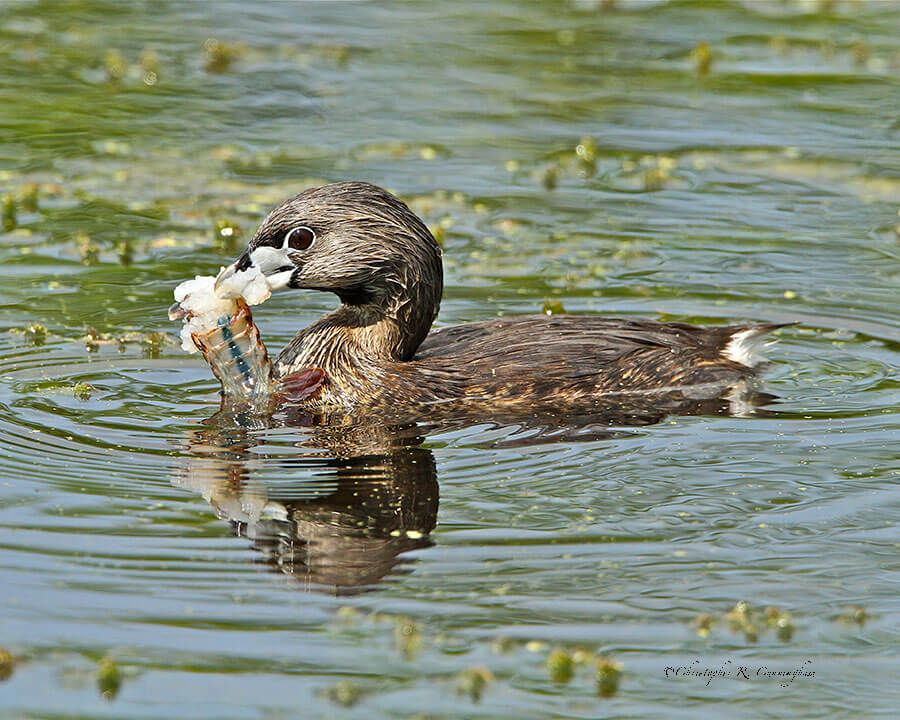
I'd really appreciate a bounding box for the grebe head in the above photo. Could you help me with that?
[218,181,443,360]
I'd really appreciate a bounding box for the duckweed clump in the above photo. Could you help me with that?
[213,217,241,253]
[328,609,635,701]
[325,680,362,707]
[77,329,166,353]
[393,616,423,659]
[18,182,39,212]
[718,601,800,643]
[97,657,121,700]
[142,331,167,358]
[691,41,713,77]
[837,606,868,626]
[140,47,159,86]
[0,648,16,682]
[73,381,94,401]
[542,297,565,315]
[116,240,133,266]
[725,600,751,628]
[640,155,677,191]
[528,137,685,193]
[595,656,623,698]
[575,136,597,176]
[541,165,559,190]
[24,322,48,346]
[726,600,759,642]
[204,38,242,73]
[456,666,494,702]
[774,614,794,642]
[546,648,575,684]
[2,194,16,232]
[763,606,794,641]
[695,613,715,637]
[84,328,101,352]
[76,232,99,265]
[104,49,127,83]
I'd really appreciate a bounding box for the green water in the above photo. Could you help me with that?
[1,1,898,717]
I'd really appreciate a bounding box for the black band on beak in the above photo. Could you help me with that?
[234,251,253,272]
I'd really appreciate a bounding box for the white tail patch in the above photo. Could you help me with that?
[724,327,775,368]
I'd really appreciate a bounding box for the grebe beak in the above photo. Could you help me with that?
[214,247,295,294]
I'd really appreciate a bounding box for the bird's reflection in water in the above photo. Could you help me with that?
[173,383,777,593]
[174,411,439,594]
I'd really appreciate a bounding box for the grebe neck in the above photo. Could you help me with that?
[276,287,439,377]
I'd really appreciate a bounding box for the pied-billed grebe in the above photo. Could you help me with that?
[210,181,787,412]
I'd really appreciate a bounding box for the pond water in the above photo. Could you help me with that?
[1,1,898,717]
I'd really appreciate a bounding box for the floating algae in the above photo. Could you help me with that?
[2,194,15,232]
[203,38,243,73]
[393,616,424,659]
[456,666,494,702]
[0,648,16,682]
[23,322,47,346]
[695,612,715,637]
[546,648,575,684]
[325,680,363,707]
[96,657,121,700]
[595,656,623,698]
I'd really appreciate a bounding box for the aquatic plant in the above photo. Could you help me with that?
[541,165,559,190]
[837,606,869,626]
[76,233,99,265]
[691,41,713,77]
[595,656,623,698]
[456,666,494,702]
[0,649,16,682]
[546,648,575,684]
[18,182,39,212]
[73,381,94,401]
[104,49,127,83]
[726,600,759,642]
[575,136,597,176]
[325,680,362,707]
[140,47,159,86]
[204,38,242,73]
[542,297,565,315]
[393,616,423,659]
[96,658,121,700]
[1,194,15,232]
[23,322,48,346]
[213,217,241,253]
[695,613,715,638]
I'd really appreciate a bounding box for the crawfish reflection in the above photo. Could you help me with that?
[174,413,438,594]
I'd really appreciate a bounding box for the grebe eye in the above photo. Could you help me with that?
[283,226,315,251]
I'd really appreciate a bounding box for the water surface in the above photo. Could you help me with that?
[0,1,898,717]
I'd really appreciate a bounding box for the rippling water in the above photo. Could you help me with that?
[1,1,898,717]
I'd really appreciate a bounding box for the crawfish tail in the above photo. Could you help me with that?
[192,300,274,402]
